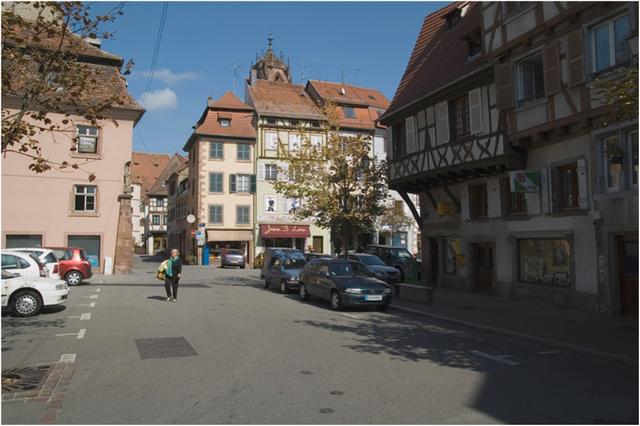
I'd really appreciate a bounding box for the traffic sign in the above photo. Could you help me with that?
[187,214,196,224]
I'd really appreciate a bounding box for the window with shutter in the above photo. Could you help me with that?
[229,174,237,193]
[576,159,589,210]
[567,29,585,87]
[557,162,579,210]
[468,88,483,134]
[435,101,449,145]
[278,164,289,182]
[495,62,514,109]
[258,164,266,181]
[516,52,545,105]
[394,122,407,156]
[405,116,416,153]
[543,42,561,96]
[250,175,257,193]
[265,132,278,151]
[450,95,470,139]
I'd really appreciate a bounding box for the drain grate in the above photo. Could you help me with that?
[2,365,53,393]
[135,337,198,359]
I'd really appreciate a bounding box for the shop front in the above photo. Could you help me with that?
[206,229,254,266]
[259,224,310,251]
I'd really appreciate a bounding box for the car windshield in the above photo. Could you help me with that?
[358,255,386,266]
[43,253,58,264]
[280,257,305,270]
[330,262,369,277]
[50,249,72,260]
[225,250,242,255]
[391,248,414,259]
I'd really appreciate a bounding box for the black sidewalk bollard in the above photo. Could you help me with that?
[394,283,401,298]
[426,286,433,305]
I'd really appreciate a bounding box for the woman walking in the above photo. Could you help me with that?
[165,249,182,302]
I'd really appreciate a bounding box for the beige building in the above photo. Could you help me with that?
[166,161,190,259]
[2,32,144,272]
[183,92,257,265]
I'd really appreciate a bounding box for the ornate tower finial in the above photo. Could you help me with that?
[267,33,274,54]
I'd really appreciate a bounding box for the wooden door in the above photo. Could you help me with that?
[473,244,494,293]
[619,236,638,317]
[313,236,324,254]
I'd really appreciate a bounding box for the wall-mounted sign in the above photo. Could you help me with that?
[437,202,455,216]
[187,214,196,224]
[509,170,540,192]
[259,224,311,238]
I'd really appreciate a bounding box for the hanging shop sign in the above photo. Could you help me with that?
[509,170,540,192]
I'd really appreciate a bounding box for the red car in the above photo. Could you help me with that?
[45,247,93,286]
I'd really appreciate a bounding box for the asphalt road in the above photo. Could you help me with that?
[2,260,638,424]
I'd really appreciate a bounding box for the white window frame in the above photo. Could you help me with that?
[515,50,545,106]
[265,132,278,151]
[209,141,224,159]
[76,125,99,154]
[289,134,301,151]
[74,185,97,212]
[209,205,223,224]
[590,12,631,73]
[265,164,278,181]
[237,143,251,161]
[236,174,251,193]
[236,206,250,225]
[310,135,323,149]
[219,119,230,127]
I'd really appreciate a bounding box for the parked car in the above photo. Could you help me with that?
[363,245,420,282]
[220,249,246,269]
[1,270,69,317]
[9,248,60,279]
[261,248,306,293]
[306,253,334,261]
[298,258,392,311]
[44,247,92,286]
[348,253,402,284]
[1,251,48,278]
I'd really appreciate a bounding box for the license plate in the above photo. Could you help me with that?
[365,295,383,301]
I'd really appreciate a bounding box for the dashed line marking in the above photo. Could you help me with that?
[76,329,86,339]
[470,350,519,366]
[59,353,77,363]
[77,302,96,307]
[339,313,363,319]
[95,288,101,292]
[83,294,98,299]
[80,313,91,320]
[55,333,78,337]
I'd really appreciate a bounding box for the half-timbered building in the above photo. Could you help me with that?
[482,1,638,315]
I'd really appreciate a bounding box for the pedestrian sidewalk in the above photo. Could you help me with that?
[390,288,638,366]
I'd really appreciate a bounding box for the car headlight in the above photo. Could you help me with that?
[383,287,392,294]
[287,276,298,282]
[344,288,362,294]
[55,284,66,291]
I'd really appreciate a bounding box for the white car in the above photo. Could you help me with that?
[7,248,60,279]
[1,251,48,278]
[1,270,69,317]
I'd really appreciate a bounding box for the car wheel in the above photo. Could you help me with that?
[262,277,269,289]
[65,270,82,286]
[376,304,389,312]
[12,290,42,317]
[280,280,288,294]
[330,291,343,311]
[299,283,310,301]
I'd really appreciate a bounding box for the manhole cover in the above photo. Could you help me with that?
[459,306,478,310]
[2,365,53,393]
[319,408,335,414]
[135,337,198,359]
[330,390,344,395]
[299,370,314,375]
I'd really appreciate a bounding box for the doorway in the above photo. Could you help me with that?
[618,236,638,317]
[428,238,439,285]
[312,236,324,253]
[473,243,494,293]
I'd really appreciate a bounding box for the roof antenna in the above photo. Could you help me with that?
[340,70,345,85]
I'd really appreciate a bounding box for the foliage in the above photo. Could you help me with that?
[273,104,388,256]
[592,67,638,127]
[1,2,132,180]
[377,203,414,237]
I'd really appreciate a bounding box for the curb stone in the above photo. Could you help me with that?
[389,304,638,368]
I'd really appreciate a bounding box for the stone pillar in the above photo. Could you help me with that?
[114,193,134,274]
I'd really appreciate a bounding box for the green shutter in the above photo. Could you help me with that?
[230,174,236,193]
[250,175,257,193]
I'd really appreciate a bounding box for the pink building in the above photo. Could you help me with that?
[2,32,144,273]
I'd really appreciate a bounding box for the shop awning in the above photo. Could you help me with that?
[207,229,253,242]
[259,224,310,238]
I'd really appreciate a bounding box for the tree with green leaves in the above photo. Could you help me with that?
[592,67,638,127]
[273,105,388,257]
[376,203,414,243]
[1,1,133,180]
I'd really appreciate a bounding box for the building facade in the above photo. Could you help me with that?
[2,27,144,273]
[166,162,190,259]
[131,152,171,250]
[183,92,257,265]
[381,1,638,316]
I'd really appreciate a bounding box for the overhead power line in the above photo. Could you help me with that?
[138,2,169,152]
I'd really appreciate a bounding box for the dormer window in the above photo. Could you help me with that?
[219,119,230,127]
[467,33,481,60]
[343,106,356,119]
[446,9,461,30]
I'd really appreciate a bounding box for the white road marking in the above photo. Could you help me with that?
[59,353,77,363]
[77,302,96,307]
[80,313,91,320]
[77,329,86,339]
[82,294,98,299]
[96,288,101,292]
[55,333,78,337]
[471,350,520,366]
[538,350,560,355]
[339,313,363,319]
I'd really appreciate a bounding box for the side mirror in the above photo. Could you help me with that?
[324,272,330,278]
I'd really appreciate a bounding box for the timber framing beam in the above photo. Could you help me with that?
[397,188,422,225]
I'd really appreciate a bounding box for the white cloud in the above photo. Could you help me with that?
[137,68,199,85]
[139,88,177,111]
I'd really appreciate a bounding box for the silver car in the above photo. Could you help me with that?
[220,249,246,269]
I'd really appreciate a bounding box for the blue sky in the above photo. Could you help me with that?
[90,1,446,154]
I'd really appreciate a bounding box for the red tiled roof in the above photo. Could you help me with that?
[208,91,254,111]
[381,1,485,122]
[307,80,390,110]
[148,154,187,196]
[131,152,171,195]
[194,108,256,139]
[248,80,324,120]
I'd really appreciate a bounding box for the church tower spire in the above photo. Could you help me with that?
[248,34,292,85]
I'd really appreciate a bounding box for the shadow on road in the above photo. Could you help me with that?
[146,296,168,302]
[2,312,68,353]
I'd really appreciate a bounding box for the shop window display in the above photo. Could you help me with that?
[518,239,571,287]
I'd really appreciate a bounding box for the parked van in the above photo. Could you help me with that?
[363,245,421,283]
[261,248,306,294]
